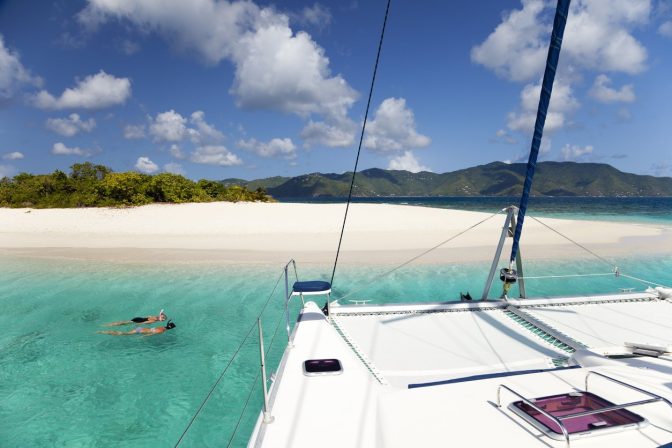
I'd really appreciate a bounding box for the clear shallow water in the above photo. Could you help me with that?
[279,196,672,224]
[1,255,671,447]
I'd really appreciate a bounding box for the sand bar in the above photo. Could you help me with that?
[0,202,670,264]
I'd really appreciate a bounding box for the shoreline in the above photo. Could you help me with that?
[0,202,670,265]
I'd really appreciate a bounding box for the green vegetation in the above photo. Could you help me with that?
[0,163,271,208]
[223,162,672,197]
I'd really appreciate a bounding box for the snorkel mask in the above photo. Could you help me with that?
[165,320,176,330]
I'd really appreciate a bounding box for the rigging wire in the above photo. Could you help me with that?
[527,215,618,270]
[526,215,671,289]
[174,269,285,448]
[619,273,672,290]
[337,209,504,301]
[330,0,392,287]
[226,301,287,447]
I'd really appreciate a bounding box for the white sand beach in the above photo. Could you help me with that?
[0,202,670,264]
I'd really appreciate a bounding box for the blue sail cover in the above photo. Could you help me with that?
[510,0,571,264]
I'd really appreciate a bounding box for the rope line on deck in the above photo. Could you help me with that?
[174,269,285,448]
[337,209,504,302]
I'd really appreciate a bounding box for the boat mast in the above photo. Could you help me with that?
[508,0,571,269]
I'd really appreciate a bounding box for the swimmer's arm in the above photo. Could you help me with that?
[97,330,132,336]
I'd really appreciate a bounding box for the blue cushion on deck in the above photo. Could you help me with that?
[293,280,331,293]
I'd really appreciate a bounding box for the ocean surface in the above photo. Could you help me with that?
[279,196,672,224]
[1,198,671,446]
[1,251,671,447]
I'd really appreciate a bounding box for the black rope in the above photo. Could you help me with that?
[174,269,285,447]
[330,0,392,287]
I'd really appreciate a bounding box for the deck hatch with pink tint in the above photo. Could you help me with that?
[510,391,645,438]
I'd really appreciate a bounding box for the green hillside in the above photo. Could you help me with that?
[223,162,672,198]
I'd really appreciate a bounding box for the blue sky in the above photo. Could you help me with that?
[0,0,670,180]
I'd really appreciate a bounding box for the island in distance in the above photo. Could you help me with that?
[222,161,672,198]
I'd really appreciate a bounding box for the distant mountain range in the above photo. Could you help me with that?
[222,161,672,198]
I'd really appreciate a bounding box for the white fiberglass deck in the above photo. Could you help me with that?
[515,295,672,351]
[377,364,672,448]
[332,302,568,386]
[249,302,380,448]
[250,296,672,448]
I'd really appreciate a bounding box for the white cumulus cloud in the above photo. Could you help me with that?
[77,0,357,122]
[363,98,430,152]
[163,162,185,175]
[660,21,672,37]
[472,0,650,82]
[190,145,242,166]
[0,164,17,178]
[32,70,131,110]
[589,74,635,103]
[470,0,548,82]
[46,113,96,136]
[387,151,431,173]
[472,0,651,157]
[506,81,579,134]
[2,151,24,160]
[0,35,42,99]
[230,22,358,120]
[294,3,332,29]
[188,111,225,144]
[300,119,356,148]
[238,137,297,159]
[149,110,187,142]
[135,156,159,173]
[123,124,146,139]
[560,144,593,161]
[169,144,185,159]
[51,142,93,157]
[149,110,225,145]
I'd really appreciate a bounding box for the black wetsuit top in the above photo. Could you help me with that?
[131,317,149,323]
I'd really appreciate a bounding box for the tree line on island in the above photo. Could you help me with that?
[0,163,270,208]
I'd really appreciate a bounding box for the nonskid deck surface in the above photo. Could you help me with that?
[332,306,569,387]
[376,364,672,448]
[249,293,672,447]
[330,292,664,385]
[514,298,672,352]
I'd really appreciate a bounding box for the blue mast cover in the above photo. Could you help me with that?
[510,0,571,264]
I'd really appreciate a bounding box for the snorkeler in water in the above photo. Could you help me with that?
[104,309,167,327]
[98,320,176,336]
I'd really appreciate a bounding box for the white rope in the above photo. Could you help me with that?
[525,215,672,290]
[619,273,672,289]
[337,209,505,301]
[519,272,616,280]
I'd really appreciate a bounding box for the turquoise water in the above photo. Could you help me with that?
[281,196,672,224]
[1,255,671,447]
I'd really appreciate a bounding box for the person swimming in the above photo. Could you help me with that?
[99,320,176,336]
[104,309,167,327]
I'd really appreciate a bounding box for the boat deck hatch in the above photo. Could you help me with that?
[510,392,645,439]
[303,359,342,376]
